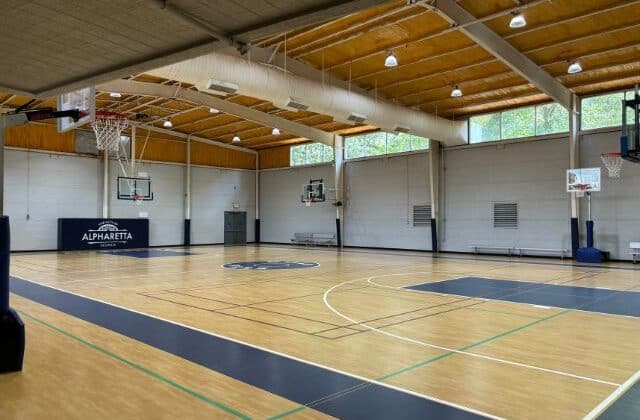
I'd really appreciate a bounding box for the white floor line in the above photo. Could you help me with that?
[324,277,620,387]
[11,275,500,420]
[583,368,640,419]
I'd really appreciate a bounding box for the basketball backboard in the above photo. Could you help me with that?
[57,86,95,133]
[301,179,325,204]
[567,167,601,192]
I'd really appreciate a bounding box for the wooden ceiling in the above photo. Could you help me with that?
[2,0,639,150]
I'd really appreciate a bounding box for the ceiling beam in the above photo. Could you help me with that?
[231,0,394,43]
[34,41,222,99]
[431,0,572,109]
[97,79,335,146]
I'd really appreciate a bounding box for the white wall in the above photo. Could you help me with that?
[109,160,185,247]
[344,153,431,250]
[4,149,100,250]
[191,166,255,244]
[260,164,336,243]
[441,137,570,252]
[3,149,257,250]
[580,131,640,259]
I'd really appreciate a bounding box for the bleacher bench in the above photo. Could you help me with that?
[470,245,513,256]
[630,242,640,263]
[291,233,336,247]
[470,245,569,260]
[514,247,569,261]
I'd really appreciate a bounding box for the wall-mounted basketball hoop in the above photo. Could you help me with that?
[92,110,128,151]
[600,152,623,178]
[301,179,325,206]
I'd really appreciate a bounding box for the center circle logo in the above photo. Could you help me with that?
[223,261,319,270]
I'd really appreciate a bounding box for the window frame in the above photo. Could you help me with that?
[468,102,569,144]
[344,131,429,161]
[289,142,335,167]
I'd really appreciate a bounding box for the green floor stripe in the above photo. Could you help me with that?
[18,310,251,420]
[267,405,307,419]
[465,306,545,319]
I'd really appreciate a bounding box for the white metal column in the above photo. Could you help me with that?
[429,140,441,252]
[334,135,344,248]
[102,149,109,218]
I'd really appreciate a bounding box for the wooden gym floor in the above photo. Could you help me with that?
[2,245,640,419]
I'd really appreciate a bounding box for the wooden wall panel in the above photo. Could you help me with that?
[259,145,291,169]
[4,123,74,153]
[191,141,256,170]
[136,138,186,164]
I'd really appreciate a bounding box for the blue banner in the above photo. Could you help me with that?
[57,218,149,251]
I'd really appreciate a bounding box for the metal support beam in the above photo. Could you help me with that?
[102,149,109,218]
[255,152,260,243]
[428,140,441,252]
[184,136,192,246]
[432,0,573,110]
[569,94,580,258]
[231,0,393,43]
[35,41,223,99]
[334,135,344,248]
[99,79,334,146]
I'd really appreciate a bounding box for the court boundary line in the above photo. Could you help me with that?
[323,277,620,387]
[16,309,251,419]
[583,368,640,419]
[10,275,498,420]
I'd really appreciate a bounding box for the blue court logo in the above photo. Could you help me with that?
[223,261,319,270]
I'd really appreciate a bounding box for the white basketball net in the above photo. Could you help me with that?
[92,113,129,151]
[600,153,623,178]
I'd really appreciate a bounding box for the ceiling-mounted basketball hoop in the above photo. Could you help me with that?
[92,110,129,151]
[600,152,623,178]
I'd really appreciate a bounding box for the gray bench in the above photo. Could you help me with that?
[630,242,640,263]
[291,233,336,247]
[514,247,569,261]
[470,245,514,256]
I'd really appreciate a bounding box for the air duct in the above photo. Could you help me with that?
[148,53,467,145]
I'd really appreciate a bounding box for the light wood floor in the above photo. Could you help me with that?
[4,245,640,419]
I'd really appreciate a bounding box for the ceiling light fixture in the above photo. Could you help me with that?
[109,92,122,98]
[567,61,583,74]
[163,120,173,128]
[232,135,240,143]
[384,51,398,68]
[509,12,526,29]
[209,107,219,114]
[272,128,280,135]
[450,85,463,98]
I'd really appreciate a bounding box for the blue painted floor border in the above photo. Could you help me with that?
[407,277,640,318]
[101,250,195,258]
[10,276,484,419]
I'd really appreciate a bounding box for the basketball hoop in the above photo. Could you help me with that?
[600,152,623,178]
[572,184,590,198]
[133,193,144,205]
[303,197,312,207]
[92,110,129,151]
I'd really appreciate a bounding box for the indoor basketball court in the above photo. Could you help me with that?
[2,1,640,419]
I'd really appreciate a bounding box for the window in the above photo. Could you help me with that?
[470,113,501,143]
[470,102,569,143]
[502,107,535,139]
[290,143,334,166]
[535,103,569,135]
[413,205,432,227]
[493,202,518,229]
[581,91,625,130]
[345,132,429,159]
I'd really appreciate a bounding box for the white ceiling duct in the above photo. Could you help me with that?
[148,53,467,145]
